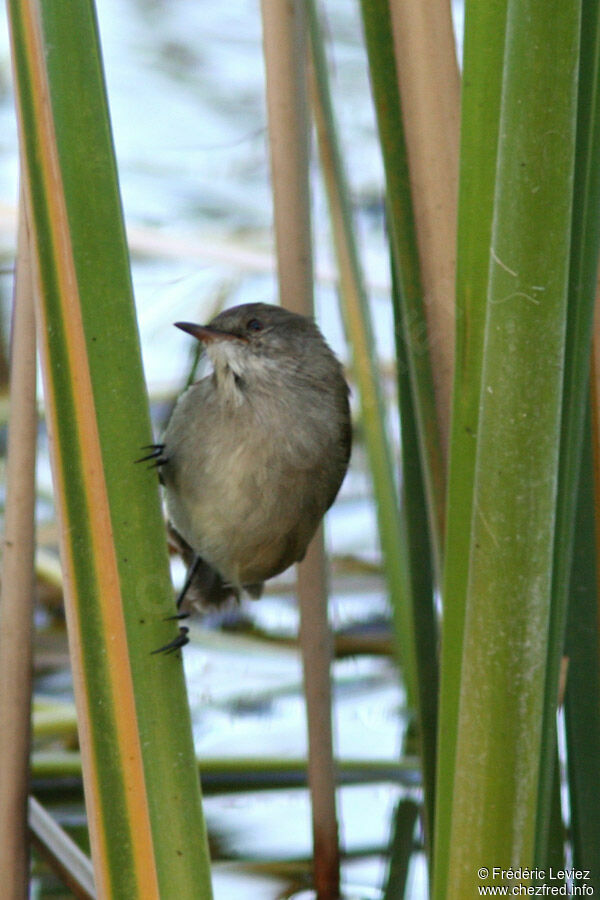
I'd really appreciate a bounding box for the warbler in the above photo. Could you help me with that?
[140,302,351,651]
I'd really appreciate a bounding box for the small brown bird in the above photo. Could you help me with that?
[141,302,351,650]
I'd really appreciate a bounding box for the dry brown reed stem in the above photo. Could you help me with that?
[296,528,340,898]
[0,200,37,899]
[260,2,340,897]
[261,0,313,316]
[388,0,460,459]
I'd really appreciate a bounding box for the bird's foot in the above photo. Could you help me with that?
[175,556,203,610]
[151,626,189,655]
[135,443,169,469]
[164,611,190,621]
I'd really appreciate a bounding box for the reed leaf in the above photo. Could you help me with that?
[536,0,600,864]
[306,0,420,712]
[564,408,600,890]
[446,0,580,890]
[308,0,438,851]
[7,0,212,896]
[433,1,507,894]
[387,0,460,455]
[391,255,438,844]
[382,799,419,900]
[358,0,445,583]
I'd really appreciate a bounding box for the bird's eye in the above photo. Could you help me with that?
[246,318,263,332]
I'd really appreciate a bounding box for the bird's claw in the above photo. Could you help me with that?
[151,626,189,655]
[135,443,169,469]
[150,551,199,655]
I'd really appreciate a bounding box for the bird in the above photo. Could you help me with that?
[139,302,351,652]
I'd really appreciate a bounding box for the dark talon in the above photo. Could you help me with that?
[150,535,200,654]
[151,547,202,653]
[152,626,189,655]
[147,457,169,470]
[135,443,168,465]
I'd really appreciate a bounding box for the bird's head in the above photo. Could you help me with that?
[175,302,339,389]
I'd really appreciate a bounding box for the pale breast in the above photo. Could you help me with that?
[161,369,349,586]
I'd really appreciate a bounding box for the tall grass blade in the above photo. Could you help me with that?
[308,1,437,849]
[564,408,600,891]
[7,0,213,896]
[358,0,445,583]
[391,254,438,844]
[536,0,600,864]
[387,0,460,453]
[382,799,419,900]
[307,0,423,716]
[446,0,580,890]
[433,1,507,894]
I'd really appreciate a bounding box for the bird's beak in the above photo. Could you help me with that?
[174,322,247,343]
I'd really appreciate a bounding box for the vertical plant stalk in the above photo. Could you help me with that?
[260,3,339,897]
[536,0,600,864]
[0,198,37,899]
[593,272,600,549]
[382,799,420,900]
[359,0,445,582]
[572,264,600,890]
[433,2,507,895]
[387,0,460,455]
[391,258,439,850]
[14,12,156,893]
[307,0,437,840]
[296,527,339,896]
[260,0,312,318]
[8,1,213,897]
[563,407,600,891]
[446,0,580,891]
[590,270,600,564]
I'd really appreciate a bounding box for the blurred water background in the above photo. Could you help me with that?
[0,2,463,896]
